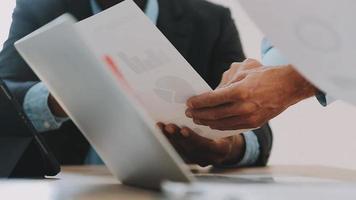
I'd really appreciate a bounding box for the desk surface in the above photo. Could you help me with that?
[2,165,356,200]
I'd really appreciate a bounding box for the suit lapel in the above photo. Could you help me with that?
[157,0,193,58]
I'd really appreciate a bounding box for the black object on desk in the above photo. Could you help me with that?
[0,79,60,177]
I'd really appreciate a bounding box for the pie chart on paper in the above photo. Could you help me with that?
[154,76,196,104]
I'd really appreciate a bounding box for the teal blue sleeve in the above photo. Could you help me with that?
[23,82,69,133]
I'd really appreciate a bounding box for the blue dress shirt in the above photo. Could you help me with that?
[23,0,260,166]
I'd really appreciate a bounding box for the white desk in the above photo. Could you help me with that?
[2,165,356,200]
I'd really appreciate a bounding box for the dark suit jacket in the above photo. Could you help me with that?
[0,0,272,166]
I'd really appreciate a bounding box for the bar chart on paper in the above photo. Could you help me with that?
[154,76,196,104]
[117,49,170,74]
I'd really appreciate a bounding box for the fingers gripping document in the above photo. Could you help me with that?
[16,0,247,139]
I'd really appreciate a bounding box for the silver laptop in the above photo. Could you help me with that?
[14,15,195,189]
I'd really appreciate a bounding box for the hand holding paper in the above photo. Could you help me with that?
[157,122,246,166]
[186,59,317,130]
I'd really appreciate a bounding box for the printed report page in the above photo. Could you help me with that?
[76,0,248,139]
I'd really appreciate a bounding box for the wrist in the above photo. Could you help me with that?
[282,65,318,106]
[221,134,246,165]
[48,94,67,118]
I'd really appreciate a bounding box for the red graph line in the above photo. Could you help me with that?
[103,55,145,106]
[103,55,132,90]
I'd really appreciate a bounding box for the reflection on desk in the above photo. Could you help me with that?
[1,165,356,200]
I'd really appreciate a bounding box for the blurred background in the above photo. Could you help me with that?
[2,0,356,169]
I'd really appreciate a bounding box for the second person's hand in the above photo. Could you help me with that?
[157,123,245,167]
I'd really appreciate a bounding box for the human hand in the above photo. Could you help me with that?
[48,94,67,118]
[186,59,317,130]
[218,59,263,88]
[157,123,245,167]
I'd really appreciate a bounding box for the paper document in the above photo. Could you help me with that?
[17,0,247,139]
[72,0,247,139]
[238,0,356,105]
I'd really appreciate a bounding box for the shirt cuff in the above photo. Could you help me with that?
[237,131,260,166]
[23,82,69,133]
[215,131,260,168]
[261,38,289,66]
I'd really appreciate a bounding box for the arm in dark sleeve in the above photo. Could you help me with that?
[0,0,41,104]
[252,124,273,166]
[0,1,70,133]
[208,8,273,167]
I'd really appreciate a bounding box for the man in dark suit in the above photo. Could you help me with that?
[0,0,272,167]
